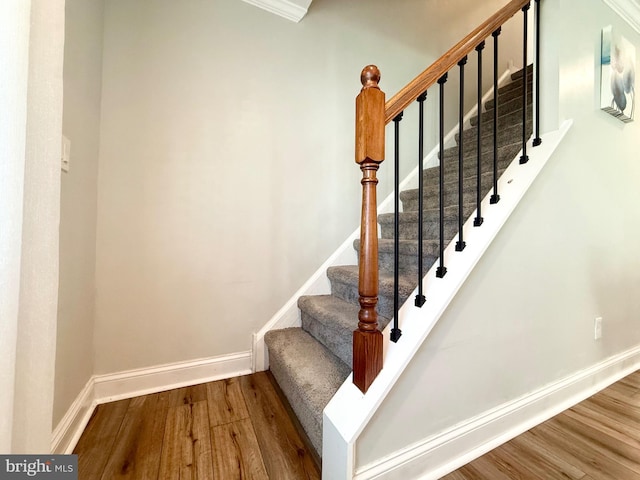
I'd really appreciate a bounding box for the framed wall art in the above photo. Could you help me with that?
[601,25,636,123]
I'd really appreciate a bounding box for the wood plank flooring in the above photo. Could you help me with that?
[75,370,640,480]
[74,372,320,480]
[442,370,640,480]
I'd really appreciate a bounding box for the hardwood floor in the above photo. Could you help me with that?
[442,370,640,480]
[74,370,640,480]
[74,372,320,480]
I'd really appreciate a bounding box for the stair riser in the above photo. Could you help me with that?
[378,207,457,238]
[378,251,438,276]
[497,71,533,95]
[353,240,440,276]
[485,87,532,111]
[379,218,460,246]
[268,353,323,455]
[449,123,532,159]
[469,95,528,122]
[416,170,501,204]
[456,120,532,148]
[401,180,497,212]
[511,66,534,81]
[423,153,509,185]
[381,208,478,241]
[470,102,533,128]
[440,136,527,162]
[420,144,521,195]
[301,312,352,366]
[329,278,412,320]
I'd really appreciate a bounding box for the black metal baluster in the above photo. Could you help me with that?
[520,3,531,165]
[533,0,542,147]
[490,27,501,205]
[391,113,403,343]
[436,74,448,278]
[415,93,427,308]
[474,41,485,227]
[456,57,467,252]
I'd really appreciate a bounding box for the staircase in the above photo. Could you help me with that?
[265,66,534,456]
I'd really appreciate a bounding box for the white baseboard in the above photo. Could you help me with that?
[93,351,252,404]
[51,380,96,454]
[354,345,640,480]
[51,351,252,454]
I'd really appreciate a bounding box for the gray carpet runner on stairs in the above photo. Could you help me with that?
[264,67,534,456]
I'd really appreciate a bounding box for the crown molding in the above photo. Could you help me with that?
[601,0,640,33]
[241,0,311,23]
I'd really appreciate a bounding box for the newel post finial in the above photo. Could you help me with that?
[360,65,381,90]
[353,65,385,393]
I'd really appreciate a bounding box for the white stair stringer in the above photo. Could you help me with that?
[322,120,573,480]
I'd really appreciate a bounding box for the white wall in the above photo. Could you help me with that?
[94,0,521,375]
[356,0,640,469]
[10,0,65,453]
[54,0,105,427]
[0,0,32,454]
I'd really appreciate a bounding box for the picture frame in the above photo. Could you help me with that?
[600,25,636,123]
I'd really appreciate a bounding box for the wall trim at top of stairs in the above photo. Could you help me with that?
[322,119,574,480]
[51,351,251,454]
[240,0,312,23]
[602,0,640,33]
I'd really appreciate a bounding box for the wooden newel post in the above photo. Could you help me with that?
[353,65,385,393]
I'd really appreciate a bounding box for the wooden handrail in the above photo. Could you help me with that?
[384,0,530,124]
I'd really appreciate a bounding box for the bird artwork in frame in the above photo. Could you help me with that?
[601,25,636,123]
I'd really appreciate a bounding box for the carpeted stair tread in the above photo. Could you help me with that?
[378,205,483,241]
[422,153,509,185]
[486,72,533,108]
[470,100,533,127]
[456,119,532,146]
[511,64,533,80]
[381,216,460,244]
[445,119,531,158]
[439,136,524,162]
[327,265,415,319]
[356,238,441,256]
[353,238,439,275]
[327,264,415,296]
[379,205,469,229]
[490,78,532,102]
[404,147,520,211]
[299,295,391,366]
[265,327,350,456]
[485,86,532,111]
[378,207,464,241]
[421,167,508,202]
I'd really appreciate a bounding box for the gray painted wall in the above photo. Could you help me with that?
[93,0,521,375]
[55,0,105,427]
